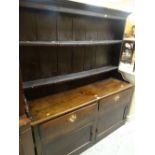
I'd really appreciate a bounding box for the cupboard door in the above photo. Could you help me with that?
[34,103,97,155]
[42,123,95,155]
[96,88,133,141]
[96,104,126,141]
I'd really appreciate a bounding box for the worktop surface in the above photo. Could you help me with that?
[29,78,133,125]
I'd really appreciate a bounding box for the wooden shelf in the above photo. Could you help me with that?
[20,40,122,46]
[20,1,129,20]
[23,66,118,89]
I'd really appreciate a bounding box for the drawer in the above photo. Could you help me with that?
[99,88,133,113]
[39,102,97,144]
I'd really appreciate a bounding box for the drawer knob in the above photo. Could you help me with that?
[114,95,120,102]
[68,114,77,123]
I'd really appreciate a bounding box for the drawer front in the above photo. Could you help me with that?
[39,103,97,144]
[99,88,133,113]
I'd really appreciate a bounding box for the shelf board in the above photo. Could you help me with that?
[20,1,129,20]
[20,40,122,46]
[23,66,118,89]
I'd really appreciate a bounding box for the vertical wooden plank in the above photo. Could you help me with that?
[95,46,105,68]
[85,17,98,40]
[72,47,84,72]
[19,8,37,41]
[106,19,114,40]
[112,20,125,40]
[84,46,96,70]
[97,20,106,40]
[73,16,86,40]
[97,19,114,40]
[39,46,58,78]
[57,14,73,41]
[19,74,25,116]
[95,46,110,68]
[36,11,57,41]
[57,47,72,74]
[19,46,41,81]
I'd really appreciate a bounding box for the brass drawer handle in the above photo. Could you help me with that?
[68,114,77,123]
[114,95,120,102]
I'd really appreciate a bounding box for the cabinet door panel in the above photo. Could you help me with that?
[39,103,97,144]
[97,104,126,141]
[34,103,97,155]
[43,123,94,155]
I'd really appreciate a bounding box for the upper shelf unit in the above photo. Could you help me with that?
[20,0,130,42]
[20,0,130,20]
[20,40,122,46]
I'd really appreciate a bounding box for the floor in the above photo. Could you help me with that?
[81,120,135,155]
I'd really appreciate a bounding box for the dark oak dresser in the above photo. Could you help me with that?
[19,1,134,155]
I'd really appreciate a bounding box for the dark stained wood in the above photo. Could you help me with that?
[36,10,57,41]
[35,123,95,155]
[85,17,98,40]
[19,8,36,41]
[84,46,96,70]
[96,105,126,140]
[57,47,72,75]
[19,76,25,116]
[73,16,86,40]
[39,47,58,78]
[33,104,97,155]
[19,115,35,155]
[98,88,133,111]
[29,78,133,125]
[105,19,115,40]
[19,1,132,155]
[57,14,73,41]
[72,47,84,72]
[23,66,118,89]
[39,103,97,143]
[96,87,133,141]
[95,46,111,68]
[19,46,41,81]
[20,0,130,20]
[96,120,125,142]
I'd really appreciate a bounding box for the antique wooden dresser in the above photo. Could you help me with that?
[19,0,134,155]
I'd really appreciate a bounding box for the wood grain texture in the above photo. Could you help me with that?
[32,104,97,155]
[73,16,86,41]
[20,46,41,81]
[36,10,57,41]
[39,123,94,155]
[19,115,35,155]
[57,47,72,75]
[57,14,73,41]
[19,75,25,116]
[39,103,97,144]
[72,46,84,72]
[19,8,37,41]
[29,78,133,125]
[39,46,58,78]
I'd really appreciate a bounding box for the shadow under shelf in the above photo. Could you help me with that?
[23,65,118,89]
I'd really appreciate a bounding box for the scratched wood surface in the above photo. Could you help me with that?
[29,78,133,125]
